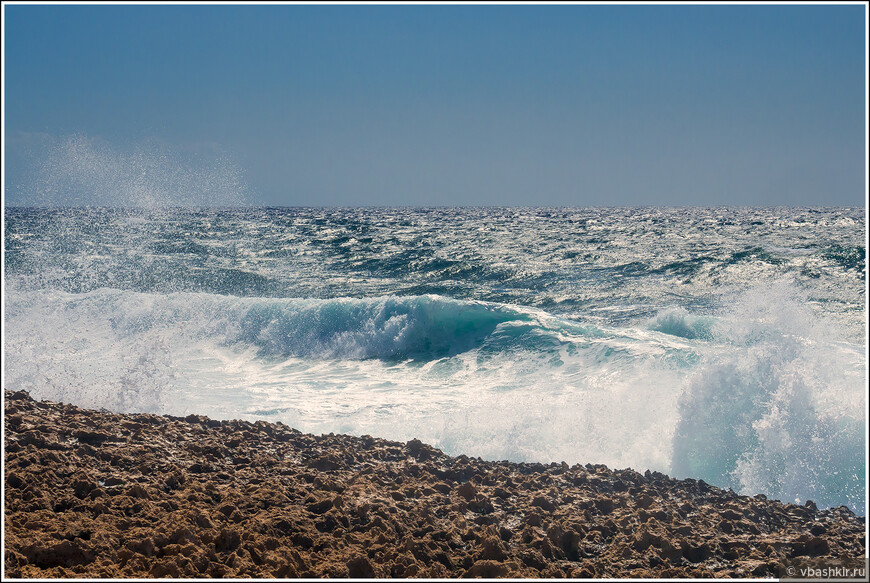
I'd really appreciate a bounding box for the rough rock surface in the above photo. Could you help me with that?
[4,390,866,578]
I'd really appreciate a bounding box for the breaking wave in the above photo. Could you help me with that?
[4,282,865,512]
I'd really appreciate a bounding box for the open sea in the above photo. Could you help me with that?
[3,205,867,513]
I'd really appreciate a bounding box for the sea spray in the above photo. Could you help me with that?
[33,134,248,208]
[672,282,866,511]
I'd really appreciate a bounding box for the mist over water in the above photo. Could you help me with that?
[30,134,248,208]
[3,138,867,513]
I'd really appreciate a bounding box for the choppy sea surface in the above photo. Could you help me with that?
[3,206,867,512]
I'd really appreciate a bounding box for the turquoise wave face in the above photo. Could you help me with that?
[4,287,607,364]
[646,307,715,340]
[228,294,531,361]
[3,207,866,513]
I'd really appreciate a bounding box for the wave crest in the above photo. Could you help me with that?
[647,307,714,340]
[227,294,528,360]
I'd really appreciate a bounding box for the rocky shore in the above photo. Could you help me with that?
[4,390,866,578]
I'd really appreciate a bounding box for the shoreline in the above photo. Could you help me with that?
[3,390,866,578]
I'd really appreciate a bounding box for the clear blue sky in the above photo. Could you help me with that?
[3,3,867,206]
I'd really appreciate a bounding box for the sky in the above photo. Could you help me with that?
[2,3,867,207]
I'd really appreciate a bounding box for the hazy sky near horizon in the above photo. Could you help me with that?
[3,3,867,207]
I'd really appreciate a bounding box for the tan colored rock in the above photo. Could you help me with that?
[4,390,865,579]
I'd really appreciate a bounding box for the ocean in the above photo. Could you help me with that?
[3,205,866,513]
